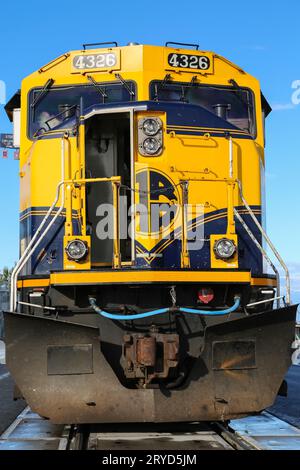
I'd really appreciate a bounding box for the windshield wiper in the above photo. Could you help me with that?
[153,74,172,101]
[31,78,55,109]
[115,73,135,100]
[228,79,251,108]
[87,75,107,102]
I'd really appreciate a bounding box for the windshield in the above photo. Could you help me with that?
[150,81,255,135]
[28,81,136,138]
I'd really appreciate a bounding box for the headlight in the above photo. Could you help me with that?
[213,238,236,259]
[65,239,88,261]
[138,117,163,156]
[142,118,161,136]
[142,137,161,155]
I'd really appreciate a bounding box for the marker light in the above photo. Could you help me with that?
[65,239,88,262]
[214,238,236,259]
[198,287,214,304]
[142,118,161,136]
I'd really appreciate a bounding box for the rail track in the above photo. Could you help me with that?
[1,406,300,450]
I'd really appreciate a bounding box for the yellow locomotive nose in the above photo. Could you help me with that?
[4,41,296,425]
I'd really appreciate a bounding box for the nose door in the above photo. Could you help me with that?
[85,112,131,266]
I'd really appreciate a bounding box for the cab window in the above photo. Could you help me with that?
[28,81,136,138]
[150,81,256,136]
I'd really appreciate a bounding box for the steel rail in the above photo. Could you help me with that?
[3,407,300,451]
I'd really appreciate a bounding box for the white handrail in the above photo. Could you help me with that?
[228,135,289,305]
[236,179,291,305]
[10,137,67,312]
[234,209,281,309]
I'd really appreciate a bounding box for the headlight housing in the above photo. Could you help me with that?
[142,118,161,136]
[138,117,163,156]
[213,238,236,259]
[142,137,161,155]
[65,239,88,262]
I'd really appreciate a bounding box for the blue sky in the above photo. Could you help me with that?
[0,0,299,303]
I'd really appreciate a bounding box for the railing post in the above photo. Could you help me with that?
[79,103,87,236]
[226,135,236,235]
[112,180,121,269]
[180,181,190,268]
[65,184,73,236]
[64,135,73,237]
[226,181,236,235]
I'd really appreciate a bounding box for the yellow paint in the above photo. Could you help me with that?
[17,278,50,288]
[17,274,277,289]
[50,270,251,285]
[17,44,266,286]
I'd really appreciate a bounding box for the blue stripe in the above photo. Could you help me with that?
[166,128,252,139]
[135,206,263,275]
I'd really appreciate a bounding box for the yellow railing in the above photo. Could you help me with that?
[63,176,121,269]
[179,177,237,268]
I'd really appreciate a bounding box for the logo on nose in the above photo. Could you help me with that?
[135,169,179,235]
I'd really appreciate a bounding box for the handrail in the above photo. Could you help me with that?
[64,176,121,184]
[11,158,122,312]
[176,172,289,304]
[234,209,281,308]
[64,175,122,266]
[112,181,121,268]
[177,131,290,305]
[10,136,67,312]
[180,181,190,268]
[236,179,291,305]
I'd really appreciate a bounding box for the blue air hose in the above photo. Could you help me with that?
[178,297,240,315]
[89,297,240,320]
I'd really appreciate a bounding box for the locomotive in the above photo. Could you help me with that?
[4,42,297,423]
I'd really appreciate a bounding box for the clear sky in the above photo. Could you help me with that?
[0,0,299,303]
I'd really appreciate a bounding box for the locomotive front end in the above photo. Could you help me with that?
[4,43,298,423]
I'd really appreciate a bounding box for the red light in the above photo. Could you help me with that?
[198,288,214,304]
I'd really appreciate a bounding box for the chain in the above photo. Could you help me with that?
[119,182,184,196]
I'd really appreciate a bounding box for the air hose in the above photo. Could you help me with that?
[178,297,240,315]
[89,297,241,320]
